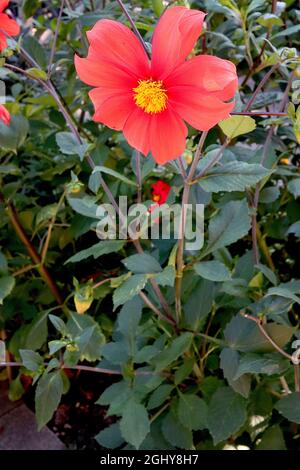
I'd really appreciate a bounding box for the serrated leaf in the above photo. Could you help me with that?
[113,274,148,310]
[257,13,283,27]
[0,275,15,304]
[95,422,124,449]
[0,115,29,151]
[35,371,64,430]
[148,384,174,410]
[117,296,143,355]
[275,392,300,424]
[65,240,125,264]
[152,333,193,372]
[25,310,48,351]
[178,394,208,430]
[220,348,251,398]
[224,315,295,353]
[234,353,289,379]
[201,199,251,257]
[56,132,88,160]
[219,116,256,139]
[48,314,68,336]
[93,166,137,187]
[198,162,271,193]
[162,411,193,449]
[287,178,300,198]
[27,68,48,80]
[120,400,150,449]
[122,253,162,274]
[20,349,43,371]
[154,265,176,287]
[256,425,286,450]
[207,387,247,444]
[194,260,231,282]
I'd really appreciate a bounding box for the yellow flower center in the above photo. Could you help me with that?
[133,79,167,114]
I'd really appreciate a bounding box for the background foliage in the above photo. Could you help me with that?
[1,0,300,450]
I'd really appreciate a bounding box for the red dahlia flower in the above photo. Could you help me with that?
[75,6,238,164]
[151,181,171,205]
[0,0,20,51]
[0,104,10,125]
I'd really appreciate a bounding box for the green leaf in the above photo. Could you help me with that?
[0,115,29,151]
[271,24,300,39]
[27,68,48,80]
[255,263,277,286]
[122,253,162,274]
[68,313,105,362]
[0,164,21,175]
[93,166,137,187]
[25,310,48,350]
[162,411,193,449]
[56,132,88,161]
[194,260,231,282]
[95,422,124,449]
[201,199,251,257]
[198,162,271,193]
[20,349,43,371]
[207,387,247,444]
[287,178,300,198]
[256,425,286,450]
[152,333,193,372]
[266,286,300,305]
[113,274,148,310]
[234,353,289,379]
[76,325,105,362]
[220,348,251,398]
[287,221,300,236]
[67,195,99,218]
[257,13,283,27]
[117,296,143,354]
[23,36,47,68]
[48,314,68,336]
[120,399,150,449]
[35,371,64,430]
[275,392,300,424]
[178,394,208,430]
[0,275,15,304]
[23,0,40,18]
[154,265,176,287]
[224,315,295,353]
[65,240,125,264]
[219,116,256,139]
[260,186,280,203]
[148,384,174,410]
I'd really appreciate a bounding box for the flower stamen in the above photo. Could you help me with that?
[133,79,167,114]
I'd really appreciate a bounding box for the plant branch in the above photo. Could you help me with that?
[241,312,292,361]
[175,131,208,321]
[0,192,64,307]
[48,0,65,77]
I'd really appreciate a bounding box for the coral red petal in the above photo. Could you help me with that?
[166,55,238,101]
[123,108,152,156]
[169,86,235,131]
[0,13,20,36]
[0,31,7,51]
[86,19,150,78]
[151,6,206,79]
[89,88,135,131]
[0,104,10,126]
[74,54,136,89]
[0,0,9,13]
[149,107,188,164]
